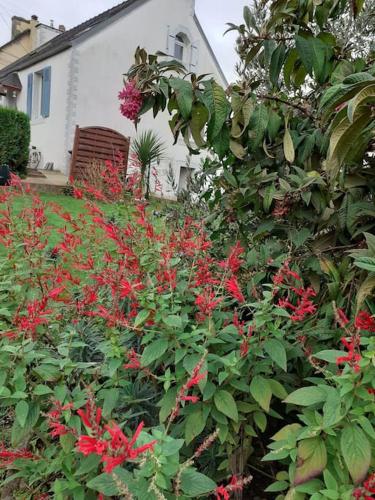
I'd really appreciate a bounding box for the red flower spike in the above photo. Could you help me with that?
[355,311,375,332]
[225,276,245,303]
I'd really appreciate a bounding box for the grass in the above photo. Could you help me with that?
[5,192,174,247]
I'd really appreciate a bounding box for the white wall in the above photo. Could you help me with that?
[17,50,70,172]
[71,0,226,198]
[16,0,226,198]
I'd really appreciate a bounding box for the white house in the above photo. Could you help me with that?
[0,0,227,197]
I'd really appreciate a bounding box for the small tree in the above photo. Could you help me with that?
[0,107,30,174]
[131,130,165,199]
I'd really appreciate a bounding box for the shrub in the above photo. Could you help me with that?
[0,107,30,174]
[0,165,373,499]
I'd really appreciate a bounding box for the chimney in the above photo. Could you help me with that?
[58,25,66,32]
[31,15,38,21]
[50,19,54,28]
[11,15,29,39]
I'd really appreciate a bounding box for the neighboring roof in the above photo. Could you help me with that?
[0,29,30,51]
[193,15,228,87]
[0,72,22,90]
[0,0,143,79]
[0,0,228,86]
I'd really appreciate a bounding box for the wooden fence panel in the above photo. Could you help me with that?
[70,126,130,181]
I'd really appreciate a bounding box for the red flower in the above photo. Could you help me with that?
[181,395,200,403]
[78,436,108,456]
[225,276,245,303]
[0,445,36,466]
[355,311,375,332]
[124,349,141,370]
[336,336,361,373]
[72,187,83,199]
[336,308,349,327]
[215,485,230,500]
[101,422,156,473]
[218,242,244,273]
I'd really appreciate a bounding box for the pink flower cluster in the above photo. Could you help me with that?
[118,80,143,122]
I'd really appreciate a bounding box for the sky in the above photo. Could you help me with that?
[0,0,244,81]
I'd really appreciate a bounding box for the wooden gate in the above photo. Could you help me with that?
[69,126,130,181]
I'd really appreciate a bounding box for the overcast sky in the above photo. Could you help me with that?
[0,0,244,81]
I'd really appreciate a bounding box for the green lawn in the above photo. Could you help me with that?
[5,193,173,247]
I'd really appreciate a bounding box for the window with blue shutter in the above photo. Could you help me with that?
[26,73,33,117]
[41,66,51,118]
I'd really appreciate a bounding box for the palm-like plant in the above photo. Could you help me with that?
[131,130,165,199]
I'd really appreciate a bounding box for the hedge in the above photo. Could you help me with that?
[0,107,30,173]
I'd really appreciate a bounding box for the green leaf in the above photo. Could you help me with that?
[248,104,269,148]
[214,389,238,421]
[180,468,217,496]
[264,339,287,371]
[87,474,118,495]
[283,125,295,163]
[190,102,209,147]
[33,384,53,396]
[185,407,208,444]
[230,139,246,159]
[134,309,150,328]
[170,78,193,119]
[250,376,272,412]
[294,437,327,485]
[270,44,286,88]
[284,386,326,406]
[102,388,119,418]
[75,454,101,476]
[161,438,184,456]
[15,400,29,428]
[347,83,375,122]
[313,350,344,363]
[325,107,373,180]
[162,315,182,328]
[60,433,76,453]
[206,81,231,141]
[341,425,371,484]
[141,338,168,366]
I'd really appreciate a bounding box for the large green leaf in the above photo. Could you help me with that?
[284,386,326,406]
[141,338,168,366]
[341,425,371,484]
[185,406,208,444]
[180,468,217,497]
[15,400,29,428]
[270,44,286,87]
[264,339,287,371]
[206,81,231,141]
[249,104,269,148]
[214,389,238,421]
[325,107,373,180]
[169,78,193,119]
[294,437,327,485]
[190,102,209,147]
[250,376,272,412]
[283,125,295,163]
[347,83,375,122]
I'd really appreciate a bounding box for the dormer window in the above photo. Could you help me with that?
[168,27,198,71]
[174,33,189,62]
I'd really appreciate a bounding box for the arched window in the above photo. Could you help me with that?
[174,32,189,62]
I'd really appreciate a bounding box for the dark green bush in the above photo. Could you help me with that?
[0,107,30,174]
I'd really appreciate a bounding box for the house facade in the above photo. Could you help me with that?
[0,0,227,198]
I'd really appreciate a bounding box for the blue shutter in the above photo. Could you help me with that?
[26,73,33,117]
[41,66,51,118]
